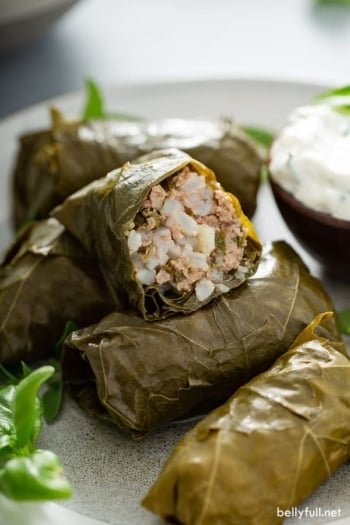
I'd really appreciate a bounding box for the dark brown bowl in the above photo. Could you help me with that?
[269,178,350,279]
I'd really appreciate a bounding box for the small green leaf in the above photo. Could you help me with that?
[54,320,78,359]
[20,362,32,378]
[81,79,143,121]
[336,308,350,335]
[82,79,105,120]
[0,367,72,502]
[0,385,17,459]
[42,360,63,424]
[315,86,350,99]
[312,85,350,114]
[0,450,72,501]
[14,366,54,449]
[242,126,275,150]
[40,321,78,424]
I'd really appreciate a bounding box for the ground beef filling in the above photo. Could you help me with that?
[126,167,247,302]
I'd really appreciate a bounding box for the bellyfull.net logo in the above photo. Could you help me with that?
[276,506,342,520]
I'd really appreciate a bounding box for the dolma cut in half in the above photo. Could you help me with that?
[61,241,339,437]
[142,313,350,525]
[0,218,121,364]
[53,148,262,320]
[13,111,263,228]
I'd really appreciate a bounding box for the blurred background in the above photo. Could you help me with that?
[1,0,350,118]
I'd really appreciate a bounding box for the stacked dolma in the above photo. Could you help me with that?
[0,218,122,364]
[142,313,350,525]
[61,241,339,437]
[13,112,263,228]
[52,148,262,320]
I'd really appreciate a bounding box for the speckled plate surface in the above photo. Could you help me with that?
[0,78,349,525]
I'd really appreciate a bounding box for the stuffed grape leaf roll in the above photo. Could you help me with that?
[0,218,121,364]
[52,148,262,320]
[142,312,350,525]
[13,112,263,228]
[61,241,339,437]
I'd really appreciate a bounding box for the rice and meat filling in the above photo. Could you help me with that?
[52,148,261,319]
[126,166,248,302]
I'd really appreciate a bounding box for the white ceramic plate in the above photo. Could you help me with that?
[0,79,350,525]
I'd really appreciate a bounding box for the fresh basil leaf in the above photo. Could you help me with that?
[315,86,350,98]
[0,339,66,425]
[242,126,275,149]
[81,79,143,121]
[336,308,350,335]
[40,321,78,424]
[0,450,72,501]
[0,367,72,501]
[20,361,32,378]
[313,85,350,114]
[14,366,54,449]
[0,367,52,453]
[82,79,105,120]
[54,320,78,359]
[42,360,63,423]
[0,385,17,460]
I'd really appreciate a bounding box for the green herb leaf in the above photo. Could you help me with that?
[0,367,72,501]
[81,79,143,121]
[20,361,32,378]
[0,384,17,460]
[336,308,350,335]
[312,85,350,114]
[54,320,78,359]
[242,126,275,150]
[14,365,54,449]
[82,79,105,120]
[42,360,63,423]
[0,450,72,501]
[41,321,78,424]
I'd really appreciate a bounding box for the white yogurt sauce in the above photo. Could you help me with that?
[269,104,350,221]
